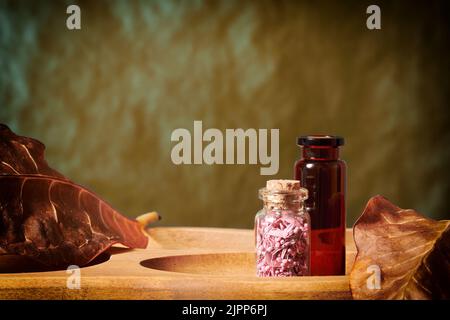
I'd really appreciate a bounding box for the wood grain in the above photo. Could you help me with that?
[0,227,356,299]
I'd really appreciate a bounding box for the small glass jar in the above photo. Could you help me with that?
[255,180,310,277]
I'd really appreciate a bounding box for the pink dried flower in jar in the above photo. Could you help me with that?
[255,180,310,277]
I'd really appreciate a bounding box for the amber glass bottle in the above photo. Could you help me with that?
[294,135,346,276]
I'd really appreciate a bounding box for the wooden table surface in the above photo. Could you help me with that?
[0,227,356,299]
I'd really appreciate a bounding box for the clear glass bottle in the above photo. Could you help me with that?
[255,180,310,277]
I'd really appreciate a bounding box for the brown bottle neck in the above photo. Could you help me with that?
[302,146,340,160]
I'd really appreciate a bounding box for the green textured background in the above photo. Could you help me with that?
[1,0,449,228]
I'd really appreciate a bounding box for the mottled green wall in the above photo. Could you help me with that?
[1,0,449,228]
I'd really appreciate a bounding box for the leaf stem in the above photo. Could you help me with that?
[136,211,161,230]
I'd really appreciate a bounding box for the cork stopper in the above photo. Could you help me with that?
[266,180,301,192]
[260,180,307,209]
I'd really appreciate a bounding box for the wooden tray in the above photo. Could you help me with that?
[0,227,356,299]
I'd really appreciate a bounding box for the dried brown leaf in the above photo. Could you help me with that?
[0,124,149,267]
[350,195,450,299]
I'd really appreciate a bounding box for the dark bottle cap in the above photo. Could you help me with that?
[297,135,344,147]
